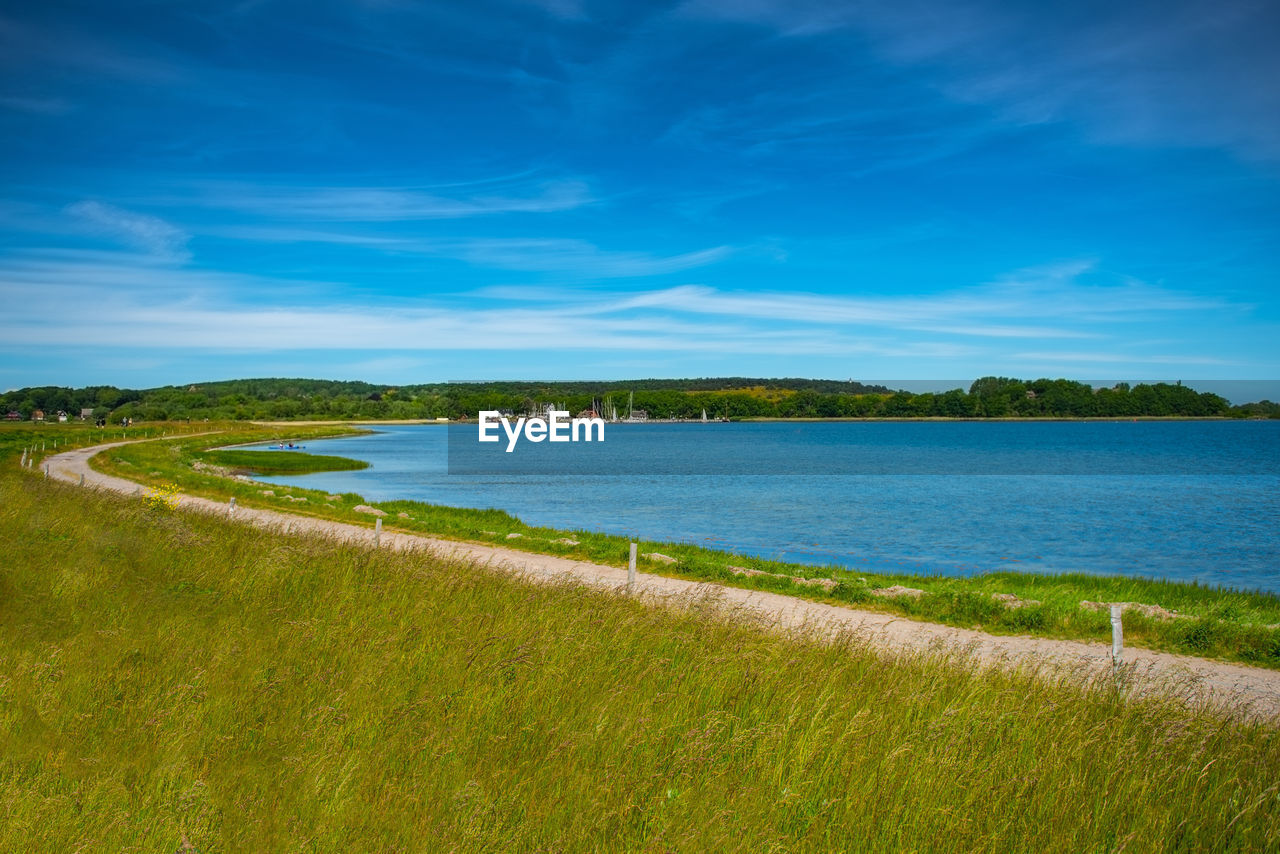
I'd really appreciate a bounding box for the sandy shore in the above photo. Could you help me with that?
[41,437,1280,720]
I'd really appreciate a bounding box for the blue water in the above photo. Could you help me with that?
[249,421,1280,593]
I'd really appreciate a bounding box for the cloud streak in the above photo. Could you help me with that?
[64,201,191,262]
[205,226,734,278]
[0,252,1247,372]
[679,0,1280,160]
[189,179,594,221]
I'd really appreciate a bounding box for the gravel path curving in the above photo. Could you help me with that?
[41,437,1280,720]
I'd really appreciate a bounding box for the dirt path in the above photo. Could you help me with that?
[42,438,1280,720]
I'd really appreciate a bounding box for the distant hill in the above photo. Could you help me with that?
[0,376,1253,421]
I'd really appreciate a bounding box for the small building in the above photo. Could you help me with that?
[627,409,649,422]
[56,410,68,422]
[577,409,600,420]
[32,409,45,422]
[5,411,21,421]
[80,408,94,420]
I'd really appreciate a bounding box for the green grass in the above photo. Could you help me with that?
[1,470,1279,851]
[5,423,1276,666]
[74,426,1280,668]
[199,448,370,475]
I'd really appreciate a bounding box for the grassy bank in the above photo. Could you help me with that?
[77,426,1280,668]
[2,469,1279,851]
[200,448,370,475]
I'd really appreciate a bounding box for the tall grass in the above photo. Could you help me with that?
[201,448,370,474]
[1,470,1278,851]
[86,427,1280,666]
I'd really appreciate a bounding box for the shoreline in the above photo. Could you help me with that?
[70,425,1280,672]
[38,436,1280,718]
[240,415,1263,425]
[88,423,1280,588]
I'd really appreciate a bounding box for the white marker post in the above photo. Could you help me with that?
[1110,604,1124,670]
[628,542,637,591]
[78,473,84,487]
[43,465,48,478]
[228,496,236,517]
[375,517,382,547]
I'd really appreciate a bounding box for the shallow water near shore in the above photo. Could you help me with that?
[252,421,1280,593]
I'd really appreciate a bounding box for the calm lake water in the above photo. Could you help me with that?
[250,421,1280,593]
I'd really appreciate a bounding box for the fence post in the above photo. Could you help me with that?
[628,542,637,591]
[1110,604,1124,670]
[375,517,382,547]
[78,473,84,487]
[43,464,48,478]
[228,496,236,517]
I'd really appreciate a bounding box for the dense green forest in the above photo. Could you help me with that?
[1,376,1270,422]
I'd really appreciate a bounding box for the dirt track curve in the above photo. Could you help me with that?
[40,436,1280,720]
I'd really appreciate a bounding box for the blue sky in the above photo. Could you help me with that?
[1,0,1278,390]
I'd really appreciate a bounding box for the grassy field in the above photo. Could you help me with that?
[58,424,1280,668]
[2,468,1279,851]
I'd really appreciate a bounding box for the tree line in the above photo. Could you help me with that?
[1,376,1273,422]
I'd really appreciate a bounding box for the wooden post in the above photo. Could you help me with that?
[228,496,236,517]
[375,517,382,547]
[78,473,84,487]
[1111,604,1124,669]
[628,542,637,590]
[43,465,48,478]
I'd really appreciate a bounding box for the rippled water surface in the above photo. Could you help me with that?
[251,421,1280,592]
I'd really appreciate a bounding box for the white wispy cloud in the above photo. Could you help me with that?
[678,0,1280,160]
[512,261,1226,334]
[1013,351,1238,366]
[438,238,732,277]
[207,227,733,278]
[190,178,594,221]
[64,201,191,262]
[0,252,1245,371]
